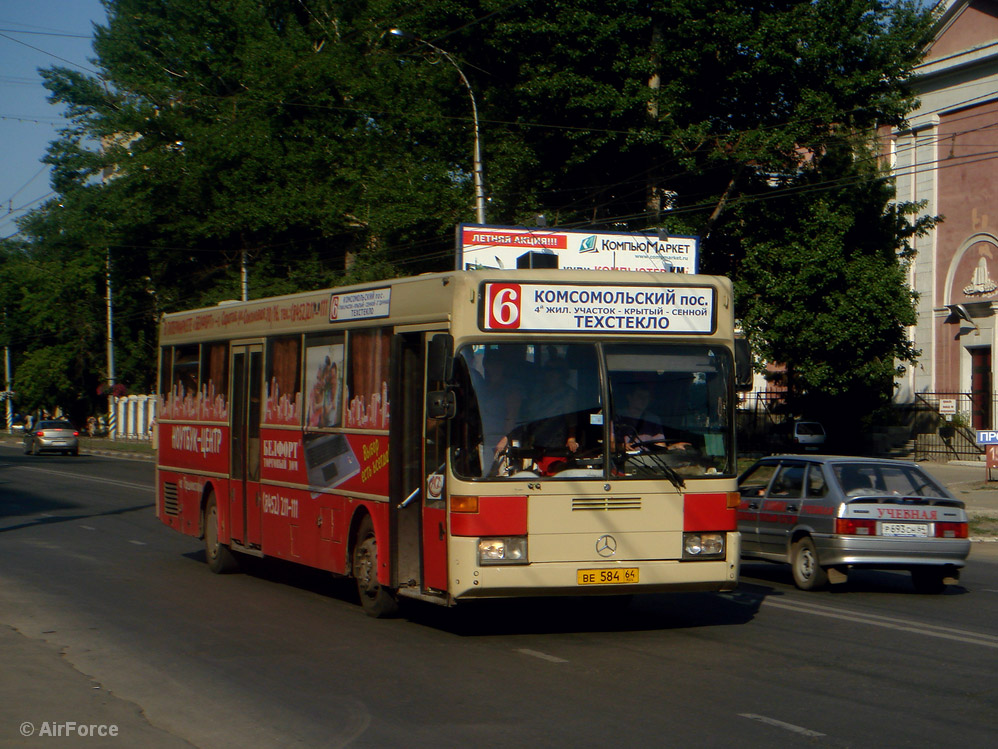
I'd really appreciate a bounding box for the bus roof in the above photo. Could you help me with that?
[159,268,732,345]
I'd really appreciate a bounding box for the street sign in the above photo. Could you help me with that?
[939,399,957,415]
[977,431,998,444]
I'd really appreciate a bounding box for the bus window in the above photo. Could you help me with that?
[304,333,345,428]
[346,328,392,430]
[265,335,302,425]
[606,344,733,478]
[159,347,174,400]
[200,342,229,421]
[169,344,200,419]
[452,343,603,479]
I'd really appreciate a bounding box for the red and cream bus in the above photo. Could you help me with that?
[155,269,743,615]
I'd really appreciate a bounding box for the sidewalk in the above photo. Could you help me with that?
[917,459,998,540]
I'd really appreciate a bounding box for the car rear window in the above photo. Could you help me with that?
[39,421,74,430]
[832,463,946,498]
[795,422,824,436]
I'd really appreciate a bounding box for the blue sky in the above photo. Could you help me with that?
[0,1,107,239]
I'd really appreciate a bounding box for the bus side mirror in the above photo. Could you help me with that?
[427,390,456,419]
[734,336,752,391]
[427,333,454,383]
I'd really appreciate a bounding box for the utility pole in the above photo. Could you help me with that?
[389,29,487,225]
[3,310,12,433]
[106,249,117,440]
[3,346,12,433]
[241,248,249,301]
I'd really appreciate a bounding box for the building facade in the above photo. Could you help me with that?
[892,0,998,428]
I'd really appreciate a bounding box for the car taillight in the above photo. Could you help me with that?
[935,522,968,539]
[73,431,79,437]
[35,430,45,437]
[835,518,877,535]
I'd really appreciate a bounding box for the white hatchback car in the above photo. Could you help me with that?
[791,421,825,450]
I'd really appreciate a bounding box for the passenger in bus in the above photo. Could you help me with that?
[612,381,690,452]
[525,359,579,455]
[476,347,525,464]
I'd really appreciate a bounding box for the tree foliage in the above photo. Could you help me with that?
[2,0,936,426]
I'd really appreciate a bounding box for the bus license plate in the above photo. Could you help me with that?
[577,568,639,585]
[880,523,928,538]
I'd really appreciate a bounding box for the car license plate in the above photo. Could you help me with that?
[577,568,639,585]
[880,522,928,538]
[52,440,66,446]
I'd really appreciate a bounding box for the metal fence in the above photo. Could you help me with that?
[909,392,986,462]
[737,389,994,461]
[110,394,157,441]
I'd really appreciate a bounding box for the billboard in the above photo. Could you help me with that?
[456,224,699,274]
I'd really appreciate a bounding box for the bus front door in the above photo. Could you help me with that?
[230,343,263,549]
[391,332,448,598]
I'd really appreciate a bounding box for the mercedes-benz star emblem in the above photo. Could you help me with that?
[596,534,617,558]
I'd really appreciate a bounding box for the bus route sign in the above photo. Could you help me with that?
[481,282,715,334]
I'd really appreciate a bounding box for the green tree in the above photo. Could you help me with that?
[40,0,477,308]
[11,0,936,427]
[734,138,937,432]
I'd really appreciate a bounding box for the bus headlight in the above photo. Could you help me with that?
[683,532,725,559]
[478,537,528,565]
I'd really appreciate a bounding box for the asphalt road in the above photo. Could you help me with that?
[1,446,996,747]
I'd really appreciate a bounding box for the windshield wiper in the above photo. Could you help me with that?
[618,446,686,491]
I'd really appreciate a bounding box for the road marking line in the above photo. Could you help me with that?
[80,525,95,531]
[739,713,826,737]
[762,599,998,648]
[128,540,147,546]
[516,648,568,663]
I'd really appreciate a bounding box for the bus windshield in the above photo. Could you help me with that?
[451,342,734,481]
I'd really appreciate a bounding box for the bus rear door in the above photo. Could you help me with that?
[230,343,263,549]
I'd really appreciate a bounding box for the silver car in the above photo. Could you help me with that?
[738,455,970,593]
[23,419,80,456]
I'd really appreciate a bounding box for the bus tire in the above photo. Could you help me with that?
[352,515,398,618]
[790,536,828,591]
[204,494,239,574]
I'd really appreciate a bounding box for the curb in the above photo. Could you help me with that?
[81,448,154,461]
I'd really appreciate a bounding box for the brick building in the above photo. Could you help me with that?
[891,0,998,429]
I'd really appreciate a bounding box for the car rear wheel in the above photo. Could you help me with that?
[352,515,398,618]
[791,536,828,591]
[911,566,947,594]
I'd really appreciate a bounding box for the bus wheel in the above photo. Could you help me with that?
[352,515,398,618]
[204,494,239,574]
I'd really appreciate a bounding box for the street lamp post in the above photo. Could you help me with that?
[390,29,486,225]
